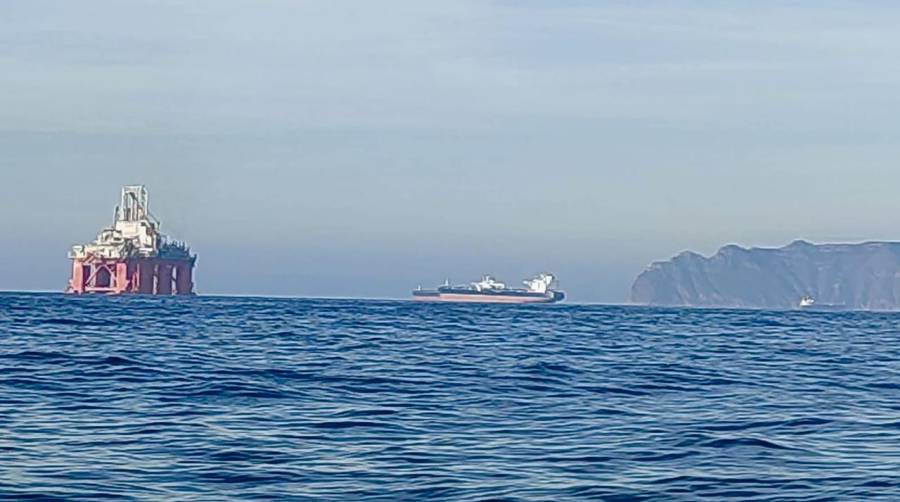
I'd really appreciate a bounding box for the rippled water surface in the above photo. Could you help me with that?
[2,293,900,500]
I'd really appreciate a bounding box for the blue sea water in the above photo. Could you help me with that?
[1,293,899,501]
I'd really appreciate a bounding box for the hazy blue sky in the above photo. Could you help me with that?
[2,1,900,301]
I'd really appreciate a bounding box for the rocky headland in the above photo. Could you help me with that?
[631,240,900,310]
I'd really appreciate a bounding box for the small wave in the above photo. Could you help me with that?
[518,360,582,376]
[41,318,105,326]
[332,408,397,418]
[700,437,797,451]
[311,420,390,430]
[633,450,699,462]
[2,350,74,362]
[702,417,832,432]
[98,355,144,366]
[580,385,649,397]
[176,381,293,400]
[542,455,613,463]
[631,383,702,392]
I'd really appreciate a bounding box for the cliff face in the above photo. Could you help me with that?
[631,241,900,310]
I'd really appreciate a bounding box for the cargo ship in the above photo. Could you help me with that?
[67,185,197,295]
[413,273,565,304]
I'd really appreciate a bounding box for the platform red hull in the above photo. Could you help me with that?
[67,257,194,295]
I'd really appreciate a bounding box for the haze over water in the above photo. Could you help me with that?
[4,2,900,301]
[3,293,900,500]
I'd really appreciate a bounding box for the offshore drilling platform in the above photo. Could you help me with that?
[67,185,196,295]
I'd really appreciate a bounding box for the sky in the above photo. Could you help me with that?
[2,1,900,301]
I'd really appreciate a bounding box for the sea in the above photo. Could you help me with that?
[1,293,899,501]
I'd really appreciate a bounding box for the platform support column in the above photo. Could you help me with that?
[137,260,155,294]
[174,262,194,295]
[156,263,173,295]
[70,260,85,293]
[114,262,129,293]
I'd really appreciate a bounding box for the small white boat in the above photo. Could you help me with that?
[798,295,849,311]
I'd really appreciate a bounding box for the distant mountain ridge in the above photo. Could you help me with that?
[631,240,900,310]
